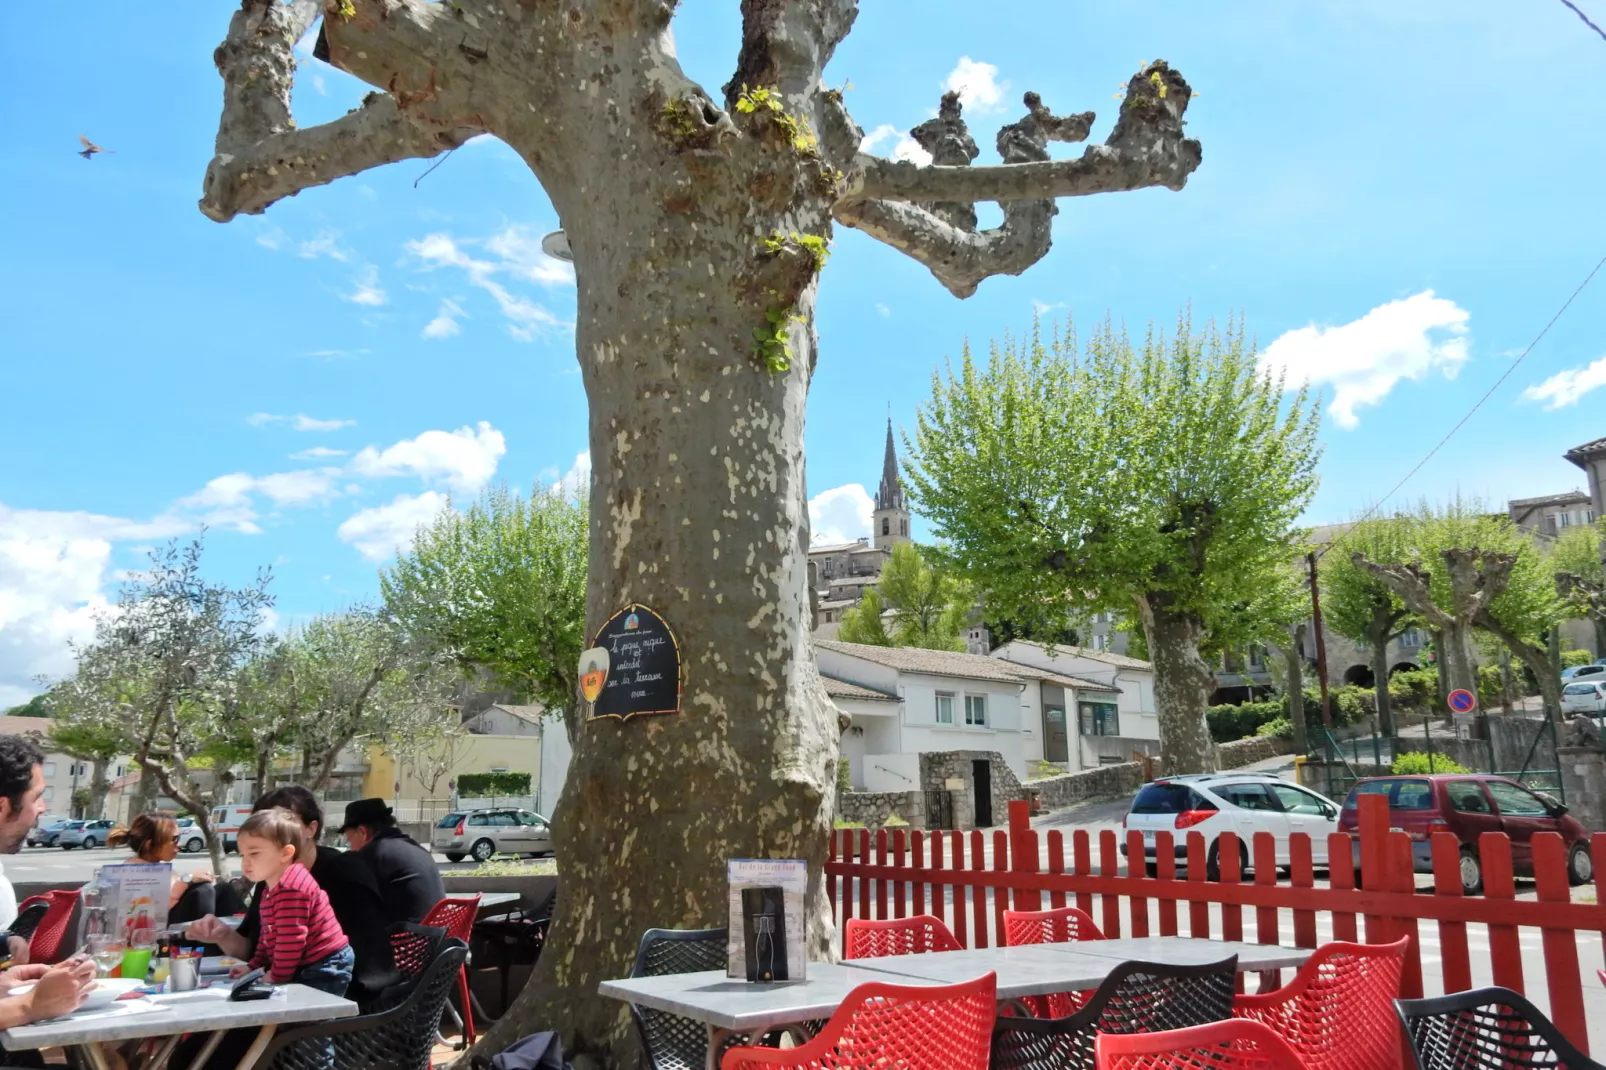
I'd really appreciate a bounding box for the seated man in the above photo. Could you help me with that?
[0,958,98,1066]
[341,799,444,925]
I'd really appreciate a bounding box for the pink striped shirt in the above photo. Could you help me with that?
[250,862,349,983]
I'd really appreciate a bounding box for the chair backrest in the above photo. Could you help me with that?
[389,922,448,981]
[1095,1019,1309,1070]
[991,957,1239,1070]
[720,973,997,1070]
[629,927,729,1070]
[28,889,81,964]
[421,894,482,943]
[1233,937,1407,1070]
[843,914,962,959]
[1003,907,1104,947]
[263,938,469,1070]
[1394,986,1605,1070]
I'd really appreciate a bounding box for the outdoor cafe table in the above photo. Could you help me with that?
[599,937,1316,1070]
[475,891,523,912]
[0,984,358,1070]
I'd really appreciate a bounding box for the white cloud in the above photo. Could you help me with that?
[422,299,465,340]
[247,413,356,432]
[1523,354,1606,410]
[1259,291,1471,430]
[256,227,288,252]
[1032,299,1066,317]
[859,124,933,166]
[290,446,348,460]
[875,303,892,318]
[351,422,506,493]
[299,348,371,361]
[944,56,1005,114]
[559,451,591,494]
[311,74,327,96]
[343,265,387,307]
[809,484,874,546]
[337,491,451,561]
[297,230,350,262]
[406,229,571,337]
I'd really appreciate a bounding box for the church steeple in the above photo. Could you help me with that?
[872,418,910,549]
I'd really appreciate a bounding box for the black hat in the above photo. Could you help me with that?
[340,798,394,832]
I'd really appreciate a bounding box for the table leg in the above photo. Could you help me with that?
[233,1024,278,1070]
[73,1042,114,1070]
[145,1032,183,1070]
[184,1031,225,1070]
[705,1024,732,1070]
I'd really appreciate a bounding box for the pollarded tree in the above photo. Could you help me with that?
[1322,515,1419,736]
[1552,520,1606,653]
[906,318,1321,774]
[199,4,1202,1061]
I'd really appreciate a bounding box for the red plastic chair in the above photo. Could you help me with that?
[21,890,81,964]
[421,895,482,1045]
[1232,937,1408,1070]
[1096,1019,1310,1070]
[842,914,962,959]
[1003,906,1105,1017]
[720,973,997,1070]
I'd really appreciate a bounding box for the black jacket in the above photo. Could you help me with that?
[238,844,399,1004]
[358,825,445,926]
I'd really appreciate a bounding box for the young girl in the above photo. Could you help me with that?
[231,808,353,996]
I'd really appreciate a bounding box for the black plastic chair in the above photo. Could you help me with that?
[990,956,1239,1070]
[259,938,469,1070]
[630,927,731,1070]
[1395,986,1605,1070]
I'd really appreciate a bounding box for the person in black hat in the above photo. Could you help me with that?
[342,798,444,925]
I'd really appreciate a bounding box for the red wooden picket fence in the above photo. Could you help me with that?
[824,796,1606,1053]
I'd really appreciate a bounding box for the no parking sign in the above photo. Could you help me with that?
[1447,688,1476,714]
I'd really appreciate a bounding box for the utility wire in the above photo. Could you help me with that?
[1317,249,1606,560]
[1558,0,1606,43]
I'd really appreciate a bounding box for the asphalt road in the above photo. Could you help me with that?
[1,843,506,885]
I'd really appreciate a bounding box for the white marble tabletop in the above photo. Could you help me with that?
[0,984,358,1050]
[599,961,948,1033]
[475,891,523,911]
[599,937,1316,1029]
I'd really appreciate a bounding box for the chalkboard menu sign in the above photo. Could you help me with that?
[586,603,683,721]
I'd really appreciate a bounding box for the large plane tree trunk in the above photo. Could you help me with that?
[197,3,1202,1064]
[1139,597,1219,774]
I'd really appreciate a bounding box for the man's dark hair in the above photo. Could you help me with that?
[0,735,44,814]
[254,785,324,835]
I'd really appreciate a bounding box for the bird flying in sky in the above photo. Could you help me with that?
[77,135,113,160]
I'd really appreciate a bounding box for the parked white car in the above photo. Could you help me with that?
[1560,664,1606,684]
[1561,680,1606,715]
[1121,772,1341,878]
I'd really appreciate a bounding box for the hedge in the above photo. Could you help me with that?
[1561,648,1593,669]
[458,771,532,797]
[1208,685,1371,743]
[1392,751,1469,775]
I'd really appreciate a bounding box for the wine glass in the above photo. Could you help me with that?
[87,934,124,978]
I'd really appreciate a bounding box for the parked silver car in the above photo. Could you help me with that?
[27,819,73,848]
[433,809,552,863]
[58,818,116,849]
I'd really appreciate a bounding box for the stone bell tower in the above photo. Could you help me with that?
[872,419,910,550]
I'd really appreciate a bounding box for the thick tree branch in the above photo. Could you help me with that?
[201,0,481,222]
[725,0,858,106]
[832,64,1198,298]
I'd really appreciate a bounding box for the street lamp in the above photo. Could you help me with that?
[541,230,573,263]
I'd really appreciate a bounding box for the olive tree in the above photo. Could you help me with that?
[199,3,1202,1060]
[906,319,1321,774]
[1322,516,1418,735]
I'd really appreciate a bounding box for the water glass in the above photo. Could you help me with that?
[87,934,124,978]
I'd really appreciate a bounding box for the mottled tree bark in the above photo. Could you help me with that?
[1137,597,1218,774]
[1271,623,1308,754]
[88,759,110,821]
[1476,608,1562,725]
[197,2,1202,1063]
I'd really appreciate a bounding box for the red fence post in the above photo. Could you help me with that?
[1387,830,1424,1000]
[970,830,989,948]
[949,832,968,948]
[1359,793,1388,943]
[1009,799,1042,914]
[1099,830,1121,939]
[1480,831,1524,994]
[1156,832,1179,939]
[1428,832,1471,995]
[1533,833,1588,1053]
[1127,830,1150,938]
[1288,834,1317,950]
[1047,831,1067,913]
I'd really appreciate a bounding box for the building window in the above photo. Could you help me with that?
[1400,628,1422,648]
[882,517,890,536]
[900,518,908,535]
[41,786,53,802]
[1079,702,1120,736]
[1091,634,1108,652]
[964,694,987,727]
[42,761,56,778]
[935,692,955,725]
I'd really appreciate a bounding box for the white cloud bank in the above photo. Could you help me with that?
[406,225,572,341]
[1259,291,1470,429]
[809,484,874,546]
[1524,354,1606,410]
[337,491,451,562]
[351,421,506,493]
[944,56,1005,114]
[248,413,356,432]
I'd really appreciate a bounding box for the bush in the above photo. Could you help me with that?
[1207,700,1284,743]
[836,758,852,795]
[1255,717,1293,740]
[1561,648,1593,669]
[457,771,532,797]
[1391,751,1469,775]
[1388,668,1439,711]
[1477,663,1506,707]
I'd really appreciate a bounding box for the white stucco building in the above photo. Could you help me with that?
[991,639,1160,770]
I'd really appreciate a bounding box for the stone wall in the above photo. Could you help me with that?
[1394,714,1557,774]
[918,750,1027,830]
[1300,759,1389,800]
[1558,747,1606,831]
[1216,735,1297,769]
[1024,761,1147,812]
[837,790,926,829]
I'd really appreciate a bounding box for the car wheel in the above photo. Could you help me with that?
[445,853,465,864]
[1205,841,1250,882]
[470,839,496,863]
[183,838,202,854]
[1459,847,1483,896]
[88,836,101,849]
[1568,842,1594,886]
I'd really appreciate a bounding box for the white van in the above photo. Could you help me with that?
[208,806,256,853]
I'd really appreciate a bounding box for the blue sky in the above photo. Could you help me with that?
[3,1,1606,704]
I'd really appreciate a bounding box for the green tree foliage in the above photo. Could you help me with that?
[1553,520,1606,652]
[4,694,52,718]
[907,316,1321,772]
[836,588,892,646]
[382,483,587,729]
[1392,750,1469,775]
[1321,516,1419,735]
[458,771,532,797]
[836,544,970,651]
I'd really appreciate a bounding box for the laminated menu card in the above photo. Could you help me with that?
[727,859,807,983]
[98,863,172,943]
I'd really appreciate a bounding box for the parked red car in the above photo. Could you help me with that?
[1337,774,1593,895]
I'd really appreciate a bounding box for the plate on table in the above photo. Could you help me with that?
[8,977,145,1012]
[199,956,242,975]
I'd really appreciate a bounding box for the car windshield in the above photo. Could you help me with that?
[1132,783,1204,814]
[1564,683,1597,695]
[437,813,465,828]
